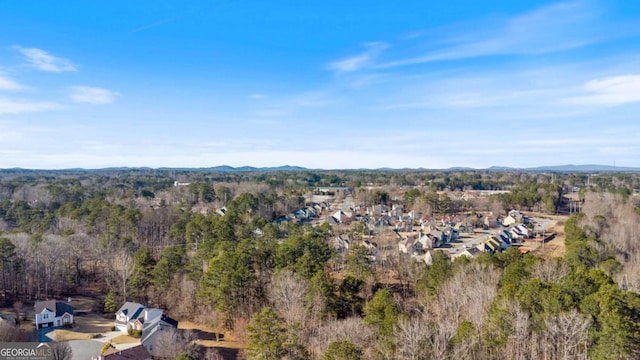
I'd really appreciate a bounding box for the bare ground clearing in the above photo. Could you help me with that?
[179,320,245,354]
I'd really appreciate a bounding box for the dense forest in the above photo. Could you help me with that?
[1,169,639,359]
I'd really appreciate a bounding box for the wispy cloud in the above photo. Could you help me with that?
[564,74,640,106]
[377,1,604,68]
[0,97,61,114]
[69,86,119,104]
[0,73,25,91]
[16,47,77,73]
[328,42,388,73]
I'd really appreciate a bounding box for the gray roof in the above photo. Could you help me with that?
[141,312,178,346]
[56,302,74,317]
[103,344,151,360]
[116,302,146,322]
[35,300,73,317]
[35,300,55,314]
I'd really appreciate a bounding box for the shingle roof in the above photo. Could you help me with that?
[104,344,151,360]
[55,302,74,317]
[35,300,56,314]
[116,302,146,321]
[35,300,73,317]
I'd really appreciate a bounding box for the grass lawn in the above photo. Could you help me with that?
[49,329,95,341]
[111,335,140,344]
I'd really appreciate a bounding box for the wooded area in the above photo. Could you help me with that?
[1,169,639,359]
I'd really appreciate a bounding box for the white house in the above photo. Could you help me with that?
[332,235,351,253]
[140,310,179,356]
[502,215,517,227]
[452,247,481,262]
[516,224,531,238]
[34,300,74,329]
[114,302,146,333]
[398,238,412,254]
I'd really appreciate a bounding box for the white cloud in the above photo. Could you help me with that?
[565,75,640,106]
[0,74,25,91]
[249,93,267,100]
[328,42,388,73]
[69,86,119,104]
[17,47,77,73]
[0,97,61,114]
[378,1,603,68]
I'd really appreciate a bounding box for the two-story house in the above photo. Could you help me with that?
[114,302,146,333]
[34,300,74,329]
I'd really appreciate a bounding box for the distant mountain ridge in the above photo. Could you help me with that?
[0,164,639,173]
[486,164,640,172]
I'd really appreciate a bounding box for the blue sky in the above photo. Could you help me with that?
[1,0,640,169]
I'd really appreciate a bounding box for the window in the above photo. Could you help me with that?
[43,314,48,319]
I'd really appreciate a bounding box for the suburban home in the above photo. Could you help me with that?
[115,302,146,333]
[417,232,433,249]
[483,238,503,254]
[371,216,392,233]
[141,310,179,356]
[454,215,476,234]
[421,250,435,265]
[452,247,481,261]
[98,344,152,360]
[395,220,413,232]
[324,216,339,225]
[516,224,531,238]
[390,204,404,217]
[422,249,451,265]
[484,214,499,228]
[332,235,351,253]
[502,215,517,227]
[361,239,380,262]
[331,210,351,224]
[442,227,459,242]
[427,233,442,248]
[398,237,414,254]
[34,300,74,329]
[510,227,524,240]
[509,210,529,224]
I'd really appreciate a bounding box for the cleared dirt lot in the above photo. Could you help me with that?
[520,214,568,258]
[179,320,244,358]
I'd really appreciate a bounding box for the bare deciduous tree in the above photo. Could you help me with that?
[395,316,430,360]
[112,249,134,302]
[51,341,73,360]
[581,193,640,292]
[308,317,375,359]
[153,329,197,360]
[432,262,500,330]
[267,270,309,326]
[541,310,591,360]
[0,321,30,342]
[532,258,570,283]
